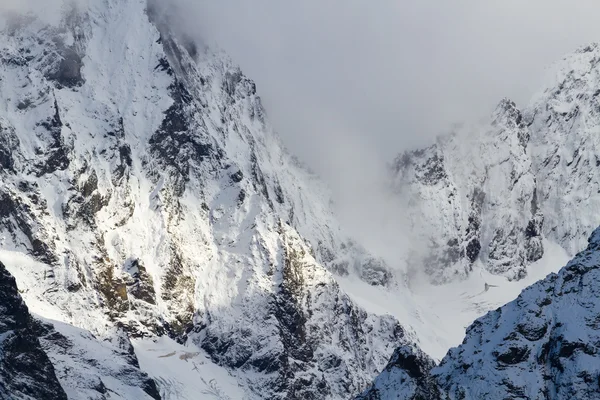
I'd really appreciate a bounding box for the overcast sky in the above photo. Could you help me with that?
[180,1,600,261]
[184,1,600,166]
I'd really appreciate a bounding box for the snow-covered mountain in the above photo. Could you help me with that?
[348,42,600,360]
[0,0,409,398]
[358,226,600,399]
[393,99,540,283]
[3,0,600,398]
[394,43,600,284]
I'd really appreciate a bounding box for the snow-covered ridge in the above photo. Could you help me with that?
[393,43,600,284]
[4,0,600,398]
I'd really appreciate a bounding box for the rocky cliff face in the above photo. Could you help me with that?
[359,226,600,399]
[192,224,404,399]
[356,343,439,400]
[527,44,600,261]
[0,260,67,400]
[0,0,406,398]
[394,44,600,284]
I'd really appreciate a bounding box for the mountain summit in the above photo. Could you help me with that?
[394,44,600,284]
[0,0,407,398]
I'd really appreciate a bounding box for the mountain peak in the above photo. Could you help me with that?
[0,1,405,398]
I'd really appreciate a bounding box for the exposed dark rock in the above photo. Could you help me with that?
[465,239,481,264]
[464,188,485,264]
[360,258,393,286]
[63,188,110,230]
[0,261,68,400]
[126,259,157,305]
[415,152,447,186]
[223,70,243,97]
[487,227,526,280]
[0,123,20,173]
[47,47,84,88]
[97,265,129,315]
[80,169,98,198]
[149,80,217,196]
[35,99,70,177]
[230,169,244,183]
[155,56,174,76]
[274,182,285,204]
[494,345,530,365]
[237,188,246,205]
[525,212,545,263]
[516,320,548,341]
[0,189,58,264]
[159,247,195,339]
[356,345,440,400]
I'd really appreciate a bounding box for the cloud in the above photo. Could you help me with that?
[180,1,600,157]
[169,0,600,268]
[0,0,84,26]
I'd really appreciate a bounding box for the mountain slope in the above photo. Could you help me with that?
[0,0,408,398]
[359,226,600,399]
[6,1,600,398]
[527,43,600,259]
[0,255,162,400]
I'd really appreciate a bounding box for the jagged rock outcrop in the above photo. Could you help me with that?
[360,226,600,399]
[193,224,405,399]
[0,261,161,400]
[356,344,439,400]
